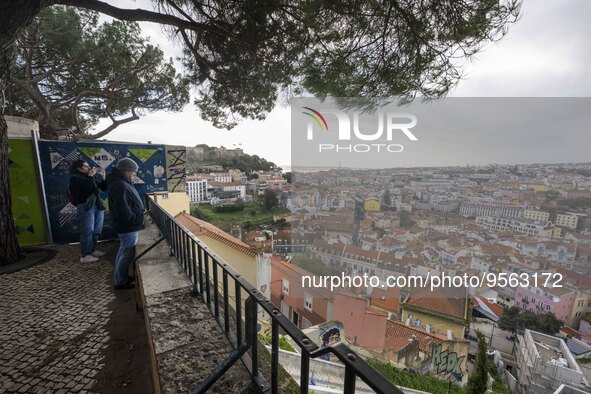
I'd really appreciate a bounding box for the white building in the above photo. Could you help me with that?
[523,210,550,222]
[556,213,580,230]
[210,172,232,183]
[516,329,588,394]
[209,181,246,198]
[186,179,208,202]
[475,216,560,237]
[460,201,523,218]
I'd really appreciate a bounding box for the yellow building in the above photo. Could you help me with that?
[400,288,469,339]
[567,289,591,329]
[151,192,190,217]
[531,184,550,192]
[176,213,271,316]
[364,198,381,212]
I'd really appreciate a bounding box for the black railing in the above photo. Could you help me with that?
[145,195,403,394]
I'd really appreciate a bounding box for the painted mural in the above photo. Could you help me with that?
[305,321,344,362]
[7,139,48,245]
[37,140,167,243]
[165,145,187,193]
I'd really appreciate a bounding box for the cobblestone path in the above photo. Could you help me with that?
[0,243,151,394]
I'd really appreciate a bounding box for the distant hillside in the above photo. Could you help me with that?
[186,144,277,174]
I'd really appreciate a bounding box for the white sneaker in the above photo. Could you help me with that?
[81,255,99,263]
[91,250,105,257]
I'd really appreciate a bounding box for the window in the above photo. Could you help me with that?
[304,293,313,311]
[282,279,289,295]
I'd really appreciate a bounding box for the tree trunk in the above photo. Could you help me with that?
[0,0,45,265]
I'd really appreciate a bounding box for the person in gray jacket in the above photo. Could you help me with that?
[106,158,144,289]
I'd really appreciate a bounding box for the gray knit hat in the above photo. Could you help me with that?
[116,157,139,172]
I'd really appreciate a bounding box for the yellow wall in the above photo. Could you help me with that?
[531,184,550,192]
[191,234,260,317]
[197,234,259,287]
[154,192,190,217]
[364,199,381,212]
[401,308,466,339]
[568,291,591,328]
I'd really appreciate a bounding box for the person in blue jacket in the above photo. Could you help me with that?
[106,158,145,289]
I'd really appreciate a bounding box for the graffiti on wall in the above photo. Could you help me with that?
[305,321,344,362]
[432,343,464,378]
[8,139,48,245]
[38,140,167,243]
[165,145,187,193]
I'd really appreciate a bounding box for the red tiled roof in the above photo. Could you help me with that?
[403,287,467,321]
[384,320,447,352]
[472,296,504,319]
[176,213,257,257]
[383,337,414,352]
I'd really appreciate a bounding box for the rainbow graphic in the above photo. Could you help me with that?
[302,107,329,131]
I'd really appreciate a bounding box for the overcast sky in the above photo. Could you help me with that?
[98,0,591,168]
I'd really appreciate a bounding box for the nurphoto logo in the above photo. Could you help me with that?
[302,107,418,153]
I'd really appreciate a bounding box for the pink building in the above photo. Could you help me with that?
[333,295,388,350]
[514,285,575,323]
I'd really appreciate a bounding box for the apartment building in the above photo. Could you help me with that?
[523,210,550,222]
[460,201,523,218]
[411,200,460,213]
[521,241,577,264]
[476,216,561,238]
[210,172,232,183]
[514,285,575,323]
[556,213,580,230]
[516,329,587,393]
[186,178,208,202]
[208,181,246,198]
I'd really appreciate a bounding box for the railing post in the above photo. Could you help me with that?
[191,240,198,295]
[223,270,229,334]
[204,251,211,306]
[300,350,310,394]
[235,281,242,346]
[213,257,219,320]
[197,244,204,295]
[271,319,279,394]
[344,365,356,393]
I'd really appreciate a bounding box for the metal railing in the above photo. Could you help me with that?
[145,195,403,394]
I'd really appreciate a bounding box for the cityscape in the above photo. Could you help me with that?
[176,158,591,393]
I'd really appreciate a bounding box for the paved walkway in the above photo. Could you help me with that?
[0,242,152,394]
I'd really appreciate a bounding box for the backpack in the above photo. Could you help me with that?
[66,187,77,205]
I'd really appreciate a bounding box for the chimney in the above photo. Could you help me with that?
[425,325,431,334]
[447,330,454,340]
[405,318,411,326]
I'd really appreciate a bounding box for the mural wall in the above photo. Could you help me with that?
[165,145,187,192]
[7,139,48,245]
[37,140,167,243]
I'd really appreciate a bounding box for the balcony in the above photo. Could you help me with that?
[142,196,404,393]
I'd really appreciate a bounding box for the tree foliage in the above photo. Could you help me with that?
[465,332,489,394]
[10,6,190,139]
[154,0,521,128]
[498,306,563,335]
[263,189,279,210]
[0,0,521,264]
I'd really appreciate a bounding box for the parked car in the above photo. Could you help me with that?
[506,333,517,341]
